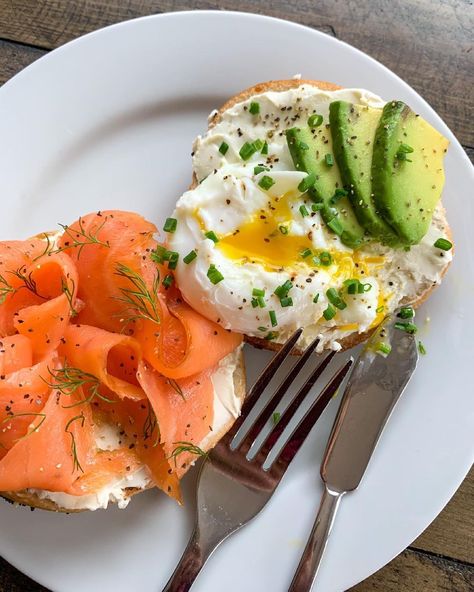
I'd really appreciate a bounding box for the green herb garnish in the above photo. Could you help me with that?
[163,218,177,233]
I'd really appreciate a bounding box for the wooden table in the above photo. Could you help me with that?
[0,1,472,590]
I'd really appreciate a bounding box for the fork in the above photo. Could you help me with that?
[163,329,354,592]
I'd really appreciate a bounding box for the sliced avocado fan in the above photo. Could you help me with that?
[371,101,449,245]
[286,124,366,249]
[329,101,400,246]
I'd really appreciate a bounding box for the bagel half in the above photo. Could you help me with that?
[187,79,452,353]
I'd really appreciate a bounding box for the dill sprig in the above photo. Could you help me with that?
[32,233,54,261]
[169,441,207,467]
[61,277,78,317]
[143,401,160,447]
[1,412,47,439]
[32,217,109,262]
[114,263,161,325]
[9,265,46,299]
[0,273,15,304]
[166,378,185,401]
[58,217,110,258]
[44,364,115,408]
[65,412,86,473]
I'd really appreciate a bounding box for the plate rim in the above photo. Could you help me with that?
[0,9,472,592]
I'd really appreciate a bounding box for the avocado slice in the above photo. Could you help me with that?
[329,101,400,246]
[286,125,366,248]
[371,101,449,245]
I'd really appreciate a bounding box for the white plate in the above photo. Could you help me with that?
[0,11,472,592]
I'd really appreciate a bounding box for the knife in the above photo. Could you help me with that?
[288,311,419,592]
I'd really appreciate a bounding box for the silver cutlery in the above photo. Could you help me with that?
[163,328,353,592]
[289,312,419,591]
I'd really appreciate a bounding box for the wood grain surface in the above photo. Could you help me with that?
[0,1,472,591]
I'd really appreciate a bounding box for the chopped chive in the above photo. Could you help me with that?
[327,217,343,235]
[257,296,266,308]
[313,293,320,303]
[272,412,281,425]
[343,279,358,294]
[433,238,452,251]
[280,296,293,307]
[253,139,264,151]
[274,280,293,299]
[265,331,279,341]
[300,247,312,259]
[249,101,260,115]
[376,305,385,313]
[300,204,309,217]
[394,321,418,334]
[163,218,177,233]
[219,141,229,155]
[204,230,219,243]
[162,274,174,288]
[151,245,169,263]
[298,173,316,193]
[258,175,275,190]
[207,264,224,285]
[418,341,427,355]
[396,143,414,162]
[308,114,323,127]
[183,250,197,264]
[298,141,309,150]
[252,287,265,297]
[376,342,391,356]
[312,203,324,212]
[239,141,258,161]
[323,304,336,320]
[319,251,332,266]
[326,288,347,310]
[167,251,179,270]
[261,141,269,155]
[279,225,288,235]
[254,165,270,175]
[330,188,348,204]
[325,153,334,167]
[397,306,414,319]
[258,326,267,332]
[312,256,321,266]
[269,310,278,327]
[251,298,258,308]
[363,283,372,292]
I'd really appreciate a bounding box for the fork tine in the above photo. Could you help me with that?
[250,350,337,459]
[237,337,321,453]
[227,328,303,438]
[271,358,354,471]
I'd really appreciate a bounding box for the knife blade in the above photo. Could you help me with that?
[288,311,419,592]
[322,311,419,491]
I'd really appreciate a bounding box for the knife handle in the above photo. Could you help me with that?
[288,487,344,592]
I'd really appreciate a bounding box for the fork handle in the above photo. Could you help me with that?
[162,527,208,592]
[288,487,344,592]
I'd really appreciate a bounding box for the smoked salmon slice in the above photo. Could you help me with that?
[136,292,242,379]
[138,360,214,479]
[0,335,32,376]
[0,357,52,460]
[0,380,95,492]
[57,211,160,335]
[58,324,145,401]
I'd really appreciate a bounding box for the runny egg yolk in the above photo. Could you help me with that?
[216,192,315,269]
